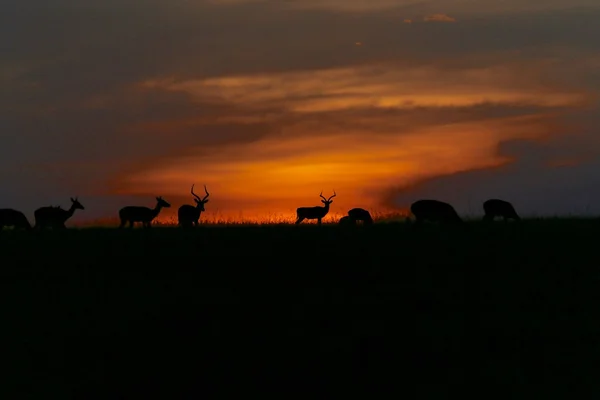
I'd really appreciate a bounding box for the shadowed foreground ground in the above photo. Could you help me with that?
[3,219,600,396]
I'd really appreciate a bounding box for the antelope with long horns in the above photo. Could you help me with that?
[119,196,171,228]
[295,190,336,225]
[0,209,32,231]
[34,197,85,230]
[178,184,210,228]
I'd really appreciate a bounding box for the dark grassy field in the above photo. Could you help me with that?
[4,219,600,396]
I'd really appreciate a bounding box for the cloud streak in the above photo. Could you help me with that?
[424,14,456,22]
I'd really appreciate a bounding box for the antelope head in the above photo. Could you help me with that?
[70,197,85,210]
[156,196,171,208]
[191,184,210,212]
[319,190,337,207]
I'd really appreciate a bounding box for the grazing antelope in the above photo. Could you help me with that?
[483,199,520,222]
[119,196,171,228]
[410,199,462,226]
[0,209,32,230]
[295,190,337,225]
[178,184,210,228]
[34,197,85,229]
[338,215,356,226]
[347,208,374,225]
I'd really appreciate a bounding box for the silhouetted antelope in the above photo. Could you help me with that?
[178,184,210,228]
[34,197,85,229]
[348,208,373,225]
[483,199,520,222]
[410,199,462,226]
[119,196,171,228]
[0,209,32,230]
[295,190,336,225]
[338,215,356,226]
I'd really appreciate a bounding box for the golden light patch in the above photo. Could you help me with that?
[118,116,549,220]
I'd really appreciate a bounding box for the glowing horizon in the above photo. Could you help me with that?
[107,62,590,220]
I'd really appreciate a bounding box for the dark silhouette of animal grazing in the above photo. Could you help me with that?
[178,184,210,228]
[34,197,85,229]
[347,208,373,225]
[295,190,336,225]
[338,215,356,226]
[119,197,171,228]
[410,199,462,226]
[0,209,32,230]
[483,199,520,222]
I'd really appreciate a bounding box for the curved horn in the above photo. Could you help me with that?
[202,185,210,201]
[319,190,326,201]
[327,190,337,201]
[191,184,201,201]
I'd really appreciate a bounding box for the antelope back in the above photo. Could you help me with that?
[411,200,461,221]
[348,208,372,221]
[484,199,515,214]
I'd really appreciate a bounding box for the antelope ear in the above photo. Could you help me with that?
[156,197,161,201]
[204,199,209,203]
[70,197,75,201]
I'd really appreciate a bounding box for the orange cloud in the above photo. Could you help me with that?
[115,62,590,221]
[116,115,563,220]
[144,64,587,112]
[424,13,456,22]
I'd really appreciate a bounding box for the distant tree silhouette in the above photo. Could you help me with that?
[483,199,520,222]
[34,197,85,230]
[0,209,32,230]
[119,197,171,228]
[410,199,462,227]
[178,184,210,228]
[295,190,336,225]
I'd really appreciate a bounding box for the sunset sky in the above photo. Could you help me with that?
[2,0,600,223]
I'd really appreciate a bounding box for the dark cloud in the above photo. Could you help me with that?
[5,1,600,85]
[0,80,275,217]
[385,110,600,217]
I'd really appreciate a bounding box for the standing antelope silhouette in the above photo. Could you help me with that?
[34,197,85,230]
[119,197,171,228]
[295,190,337,225]
[0,209,32,230]
[178,184,210,228]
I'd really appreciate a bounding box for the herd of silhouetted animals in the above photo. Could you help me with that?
[0,183,521,231]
